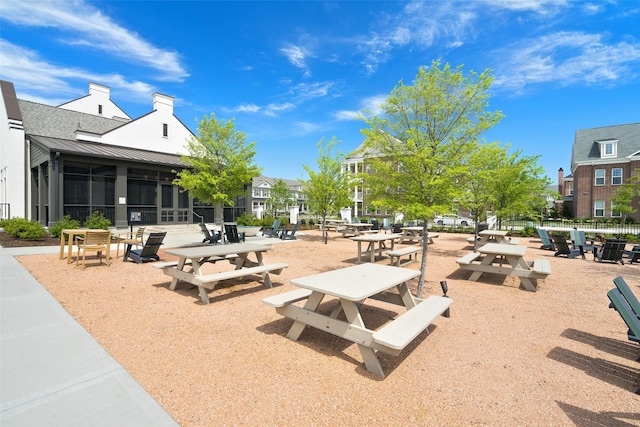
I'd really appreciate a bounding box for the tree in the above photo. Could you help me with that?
[303,137,352,244]
[173,114,261,221]
[611,183,637,223]
[361,61,503,298]
[267,179,294,217]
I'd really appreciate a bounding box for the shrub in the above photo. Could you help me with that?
[49,215,80,238]
[0,217,47,240]
[84,210,111,229]
[236,212,259,226]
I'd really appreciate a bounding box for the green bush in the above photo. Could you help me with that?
[49,215,81,238]
[236,212,260,226]
[0,217,47,240]
[84,210,111,229]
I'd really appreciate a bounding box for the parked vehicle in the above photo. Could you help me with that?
[433,213,474,227]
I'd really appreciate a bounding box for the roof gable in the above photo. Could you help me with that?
[572,123,640,168]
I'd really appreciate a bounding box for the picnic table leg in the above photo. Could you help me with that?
[369,242,376,263]
[286,291,325,340]
[59,232,67,260]
[357,241,363,263]
[468,254,497,281]
[169,258,188,290]
[506,256,537,292]
[341,299,385,377]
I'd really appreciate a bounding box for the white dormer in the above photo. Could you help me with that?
[596,139,618,158]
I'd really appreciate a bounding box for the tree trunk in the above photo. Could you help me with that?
[416,220,429,299]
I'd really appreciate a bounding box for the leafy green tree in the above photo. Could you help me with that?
[174,114,261,222]
[611,183,637,222]
[361,61,503,297]
[303,137,352,244]
[267,179,294,217]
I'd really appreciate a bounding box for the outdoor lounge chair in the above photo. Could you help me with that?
[551,234,585,259]
[624,245,640,265]
[280,222,299,240]
[223,223,245,244]
[263,219,282,237]
[125,232,166,263]
[595,239,627,265]
[570,229,595,254]
[199,223,221,244]
[612,276,640,317]
[116,227,145,257]
[536,228,555,250]
[607,288,640,344]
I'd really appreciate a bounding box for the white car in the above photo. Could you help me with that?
[433,213,474,227]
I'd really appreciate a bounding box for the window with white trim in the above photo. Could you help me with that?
[611,202,621,218]
[612,168,623,185]
[569,184,573,195]
[594,200,605,217]
[597,139,617,158]
[594,169,605,186]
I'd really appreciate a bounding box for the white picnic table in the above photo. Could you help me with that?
[156,243,287,304]
[340,222,374,237]
[456,243,551,292]
[351,233,401,263]
[263,263,452,377]
[398,226,439,244]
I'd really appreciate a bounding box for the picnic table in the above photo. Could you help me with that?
[351,233,401,263]
[456,243,551,292]
[468,229,519,247]
[398,226,439,244]
[156,243,288,304]
[339,223,374,237]
[263,263,452,377]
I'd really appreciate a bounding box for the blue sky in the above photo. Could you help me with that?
[1,1,639,184]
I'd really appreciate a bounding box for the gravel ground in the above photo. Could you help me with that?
[14,230,640,426]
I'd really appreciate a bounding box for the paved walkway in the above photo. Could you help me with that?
[1,229,298,425]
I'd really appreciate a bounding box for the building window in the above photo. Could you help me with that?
[569,184,573,195]
[597,139,617,158]
[98,104,103,115]
[612,168,623,185]
[594,169,605,186]
[611,202,621,218]
[162,123,168,137]
[594,200,605,217]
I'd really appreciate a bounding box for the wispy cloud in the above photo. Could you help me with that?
[333,94,387,121]
[493,31,640,92]
[0,39,156,104]
[0,0,188,82]
[280,43,312,77]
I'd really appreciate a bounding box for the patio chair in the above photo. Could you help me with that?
[624,245,640,265]
[595,239,627,265]
[551,234,585,259]
[612,276,640,317]
[75,230,111,269]
[570,229,595,254]
[223,223,245,244]
[536,228,555,251]
[607,288,640,344]
[116,227,145,257]
[125,232,166,263]
[262,219,282,238]
[199,223,221,244]
[280,222,300,240]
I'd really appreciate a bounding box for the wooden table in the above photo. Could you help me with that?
[340,223,374,237]
[158,243,287,304]
[59,229,88,263]
[263,263,452,377]
[458,243,545,291]
[351,233,401,263]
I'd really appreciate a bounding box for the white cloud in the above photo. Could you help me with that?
[333,94,386,121]
[479,0,570,15]
[264,103,295,117]
[493,31,640,92]
[280,43,312,77]
[0,39,155,103]
[232,103,261,113]
[0,0,188,82]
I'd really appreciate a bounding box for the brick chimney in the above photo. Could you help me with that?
[558,168,564,196]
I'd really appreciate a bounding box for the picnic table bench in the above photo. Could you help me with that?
[387,246,421,267]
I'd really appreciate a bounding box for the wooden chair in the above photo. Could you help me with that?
[116,227,145,257]
[75,230,111,269]
[125,232,166,263]
[223,223,245,244]
[595,239,627,265]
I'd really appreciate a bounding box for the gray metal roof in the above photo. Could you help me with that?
[30,135,186,168]
[252,174,303,187]
[572,123,640,167]
[18,99,127,140]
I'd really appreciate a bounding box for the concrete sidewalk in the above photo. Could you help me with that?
[1,229,298,425]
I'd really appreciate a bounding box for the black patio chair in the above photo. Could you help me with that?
[125,232,166,264]
[551,234,585,259]
[223,223,245,244]
[199,223,221,244]
[595,239,627,265]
